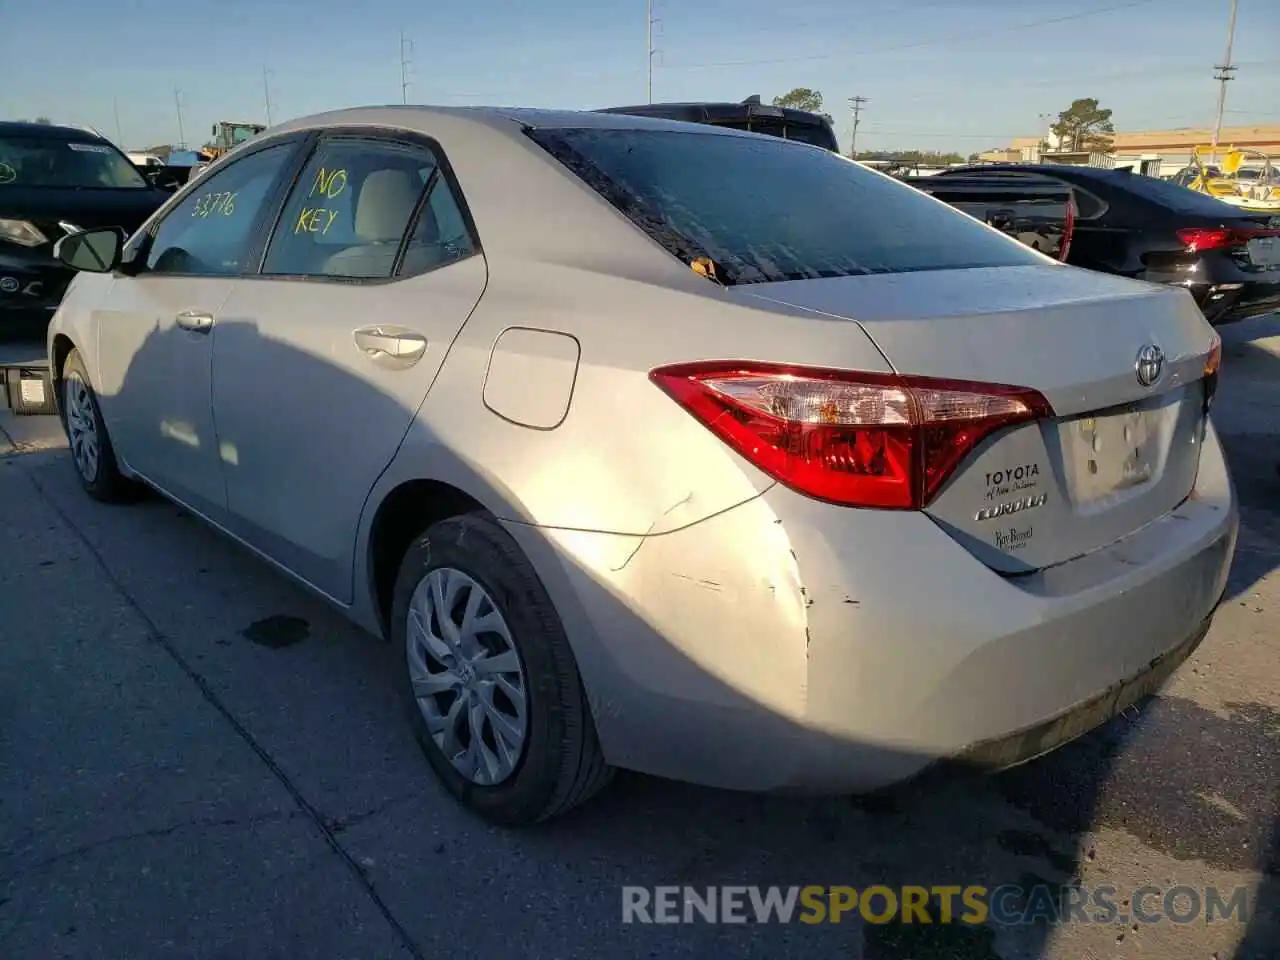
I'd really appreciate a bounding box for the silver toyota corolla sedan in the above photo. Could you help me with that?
[46,106,1236,824]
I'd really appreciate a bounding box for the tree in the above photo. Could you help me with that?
[772,87,823,113]
[1050,98,1114,153]
[34,116,53,125]
[858,149,965,166]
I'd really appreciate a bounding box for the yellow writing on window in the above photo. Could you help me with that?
[191,191,238,218]
[294,207,340,235]
[309,167,347,199]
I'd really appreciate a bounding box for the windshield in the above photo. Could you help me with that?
[0,135,148,189]
[1118,172,1251,216]
[528,127,1042,284]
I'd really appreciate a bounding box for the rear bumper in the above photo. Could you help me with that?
[504,419,1237,794]
[943,607,1214,773]
[1191,278,1280,325]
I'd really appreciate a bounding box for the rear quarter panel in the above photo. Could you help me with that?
[396,259,896,537]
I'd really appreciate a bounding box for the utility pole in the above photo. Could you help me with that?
[848,96,868,158]
[646,0,657,103]
[174,87,186,148]
[113,96,124,147]
[1210,0,1238,153]
[400,32,414,105]
[263,65,275,126]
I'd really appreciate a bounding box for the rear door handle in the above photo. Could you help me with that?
[175,310,214,333]
[353,326,428,366]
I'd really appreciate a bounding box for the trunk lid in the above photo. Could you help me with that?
[737,264,1218,572]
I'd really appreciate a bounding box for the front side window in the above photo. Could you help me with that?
[529,127,1042,285]
[0,135,147,189]
[145,142,295,276]
[263,138,437,279]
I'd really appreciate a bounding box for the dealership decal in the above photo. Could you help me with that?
[994,525,1034,552]
[984,462,1040,501]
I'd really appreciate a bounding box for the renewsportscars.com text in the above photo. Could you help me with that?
[621,884,1252,926]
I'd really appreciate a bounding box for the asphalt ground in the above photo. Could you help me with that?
[1,314,1277,960]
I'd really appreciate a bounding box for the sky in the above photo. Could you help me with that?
[3,0,1278,155]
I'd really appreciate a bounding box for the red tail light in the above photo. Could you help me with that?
[1059,194,1076,262]
[650,361,1053,510]
[1203,332,1222,411]
[1177,225,1280,252]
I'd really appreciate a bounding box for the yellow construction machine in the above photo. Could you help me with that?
[200,121,268,163]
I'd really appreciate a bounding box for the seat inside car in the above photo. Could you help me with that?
[321,168,421,278]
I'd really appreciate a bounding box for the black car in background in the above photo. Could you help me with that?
[0,121,170,336]
[597,95,841,152]
[930,164,1280,325]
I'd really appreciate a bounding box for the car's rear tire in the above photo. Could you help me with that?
[393,512,613,824]
[61,349,137,503]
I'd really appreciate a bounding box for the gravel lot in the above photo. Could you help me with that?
[2,315,1277,960]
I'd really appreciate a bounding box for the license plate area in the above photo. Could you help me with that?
[1246,235,1280,268]
[1060,404,1159,503]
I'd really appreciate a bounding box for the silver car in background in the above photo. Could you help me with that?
[47,106,1236,824]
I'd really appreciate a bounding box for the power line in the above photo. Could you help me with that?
[658,0,1163,71]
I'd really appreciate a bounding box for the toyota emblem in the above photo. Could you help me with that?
[1135,344,1165,388]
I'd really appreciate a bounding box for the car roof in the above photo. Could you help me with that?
[266,104,764,141]
[0,120,108,141]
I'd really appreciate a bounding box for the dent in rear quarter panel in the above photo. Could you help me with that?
[498,495,825,791]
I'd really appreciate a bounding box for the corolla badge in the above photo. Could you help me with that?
[1135,344,1165,388]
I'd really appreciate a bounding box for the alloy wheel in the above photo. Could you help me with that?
[64,372,100,483]
[406,567,529,786]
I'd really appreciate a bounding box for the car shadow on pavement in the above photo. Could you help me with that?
[12,315,1272,960]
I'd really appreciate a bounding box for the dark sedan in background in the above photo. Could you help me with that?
[0,121,170,336]
[928,164,1280,325]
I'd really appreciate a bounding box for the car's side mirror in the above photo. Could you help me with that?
[54,227,125,273]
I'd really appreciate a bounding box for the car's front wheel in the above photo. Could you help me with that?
[392,512,612,824]
[61,349,135,503]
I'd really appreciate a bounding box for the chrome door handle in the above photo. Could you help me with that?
[353,326,428,366]
[175,310,214,333]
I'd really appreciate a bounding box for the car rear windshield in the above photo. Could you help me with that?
[0,135,148,189]
[712,118,839,151]
[1115,172,1251,217]
[527,127,1042,284]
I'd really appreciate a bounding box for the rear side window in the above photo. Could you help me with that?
[528,128,1042,284]
[926,192,1070,260]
